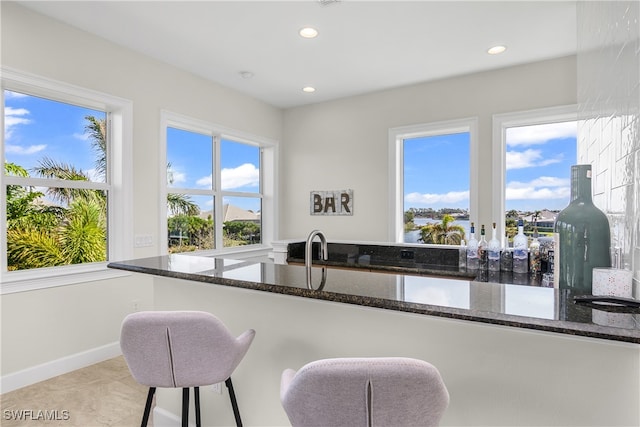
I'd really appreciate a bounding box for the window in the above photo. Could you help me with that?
[389,118,478,244]
[1,68,132,290]
[493,105,577,246]
[161,111,277,254]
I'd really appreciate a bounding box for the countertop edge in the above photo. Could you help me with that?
[107,260,640,344]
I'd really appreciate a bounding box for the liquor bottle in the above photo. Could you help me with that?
[513,219,528,273]
[488,222,501,271]
[529,226,541,275]
[478,224,488,270]
[553,164,611,293]
[466,222,479,270]
[458,240,467,270]
[501,230,513,272]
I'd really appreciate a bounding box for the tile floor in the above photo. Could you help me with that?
[0,356,149,426]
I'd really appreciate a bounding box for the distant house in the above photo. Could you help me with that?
[522,209,557,228]
[198,204,260,223]
[223,204,260,223]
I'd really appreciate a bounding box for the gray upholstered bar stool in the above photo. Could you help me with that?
[120,311,255,427]
[280,357,449,427]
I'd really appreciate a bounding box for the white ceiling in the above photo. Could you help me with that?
[18,1,577,109]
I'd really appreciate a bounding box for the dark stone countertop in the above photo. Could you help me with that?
[107,254,640,344]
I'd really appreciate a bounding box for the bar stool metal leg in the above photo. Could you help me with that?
[182,388,189,427]
[141,387,156,427]
[225,378,243,427]
[194,386,201,427]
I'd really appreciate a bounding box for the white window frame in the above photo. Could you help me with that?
[0,67,133,293]
[492,104,577,247]
[388,117,478,243]
[160,110,278,255]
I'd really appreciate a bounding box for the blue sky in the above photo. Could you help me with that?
[4,90,105,181]
[403,122,577,212]
[166,127,261,212]
[404,132,470,210]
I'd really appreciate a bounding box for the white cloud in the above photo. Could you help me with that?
[195,164,260,189]
[506,176,570,200]
[5,144,46,155]
[5,91,28,100]
[73,132,90,141]
[221,163,259,190]
[506,148,563,170]
[172,171,187,185]
[506,121,576,147]
[196,174,212,187]
[405,190,469,205]
[4,107,31,140]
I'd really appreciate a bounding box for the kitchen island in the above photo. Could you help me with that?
[108,254,640,426]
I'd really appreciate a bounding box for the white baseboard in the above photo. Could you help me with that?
[0,341,121,394]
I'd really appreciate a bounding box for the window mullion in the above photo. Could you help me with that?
[213,134,224,249]
[3,176,110,190]
[168,188,216,197]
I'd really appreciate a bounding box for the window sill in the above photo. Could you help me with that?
[174,244,273,259]
[0,265,132,295]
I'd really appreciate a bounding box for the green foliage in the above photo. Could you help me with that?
[223,221,260,244]
[7,198,107,270]
[505,218,518,242]
[419,214,466,245]
[61,199,107,263]
[168,214,214,252]
[167,193,200,216]
[403,210,416,231]
[4,117,109,271]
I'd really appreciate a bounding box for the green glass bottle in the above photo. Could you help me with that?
[553,164,611,294]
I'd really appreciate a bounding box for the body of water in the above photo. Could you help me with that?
[405,218,471,244]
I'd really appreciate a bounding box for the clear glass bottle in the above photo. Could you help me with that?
[501,230,513,272]
[478,224,488,270]
[466,222,479,270]
[513,219,528,273]
[529,226,541,275]
[488,222,501,271]
[458,240,467,270]
[553,164,611,293]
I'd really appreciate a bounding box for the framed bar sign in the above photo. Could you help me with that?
[310,189,353,216]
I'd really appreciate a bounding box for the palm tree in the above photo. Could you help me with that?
[506,209,519,219]
[7,199,106,269]
[85,115,107,178]
[419,214,466,245]
[6,117,111,270]
[166,163,200,216]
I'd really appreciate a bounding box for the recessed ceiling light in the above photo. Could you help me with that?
[487,45,507,55]
[299,27,319,38]
[302,86,316,93]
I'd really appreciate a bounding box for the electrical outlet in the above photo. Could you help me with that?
[134,234,153,248]
[132,300,140,312]
[211,382,222,394]
[400,250,414,260]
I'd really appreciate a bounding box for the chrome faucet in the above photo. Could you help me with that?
[305,230,328,290]
[305,229,328,268]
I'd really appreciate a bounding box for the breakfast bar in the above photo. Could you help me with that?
[108,252,640,426]
[108,253,640,344]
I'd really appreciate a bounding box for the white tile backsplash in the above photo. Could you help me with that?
[577,1,640,296]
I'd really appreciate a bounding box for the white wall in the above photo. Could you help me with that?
[153,276,640,426]
[281,56,577,241]
[0,2,282,382]
[0,274,153,391]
